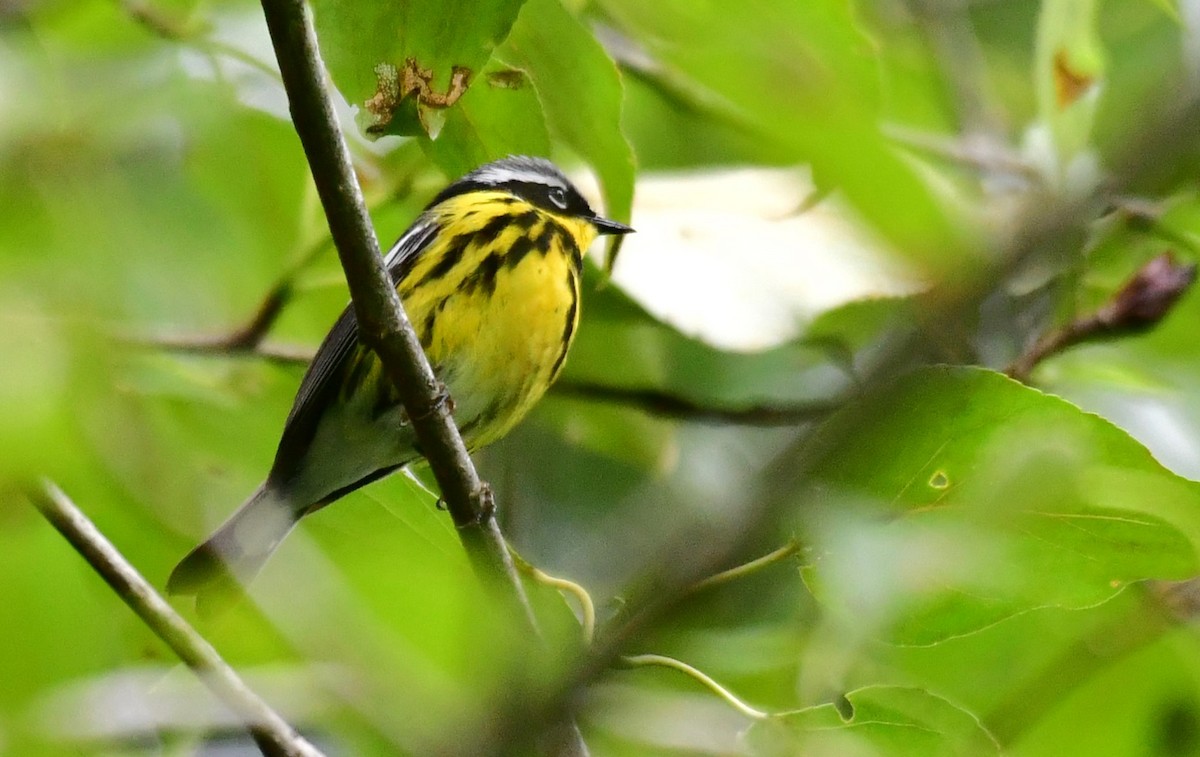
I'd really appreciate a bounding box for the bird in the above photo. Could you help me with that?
[168,155,633,608]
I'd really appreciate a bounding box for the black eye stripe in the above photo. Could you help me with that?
[426,174,594,218]
[497,180,592,217]
[548,186,568,209]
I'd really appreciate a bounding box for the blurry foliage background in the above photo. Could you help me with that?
[4,0,1200,755]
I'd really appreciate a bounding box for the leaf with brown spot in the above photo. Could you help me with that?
[364,58,473,137]
[310,0,528,138]
[421,58,550,178]
[1053,49,1094,108]
[486,68,528,90]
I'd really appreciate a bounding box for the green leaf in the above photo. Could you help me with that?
[1009,626,1200,757]
[1144,0,1181,23]
[309,0,528,136]
[531,394,677,473]
[748,686,999,756]
[499,0,635,257]
[799,366,1200,645]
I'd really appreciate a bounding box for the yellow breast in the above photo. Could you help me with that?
[397,193,597,447]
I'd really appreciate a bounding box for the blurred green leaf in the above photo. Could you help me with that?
[533,394,677,473]
[802,295,920,376]
[801,366,1200,645]
[1009,625,1200,757]
[594,0,967,269]
[748,686,999,756]
[500,0,635,251]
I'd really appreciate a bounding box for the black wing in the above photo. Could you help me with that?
[268,219,438,482]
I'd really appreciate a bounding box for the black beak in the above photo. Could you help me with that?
[591,216,635,236]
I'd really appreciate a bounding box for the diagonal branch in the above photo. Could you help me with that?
[256,2,587,755]
[28,481,323,757]
[258,0,528,612]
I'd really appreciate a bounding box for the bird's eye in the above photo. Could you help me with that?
[547,186,568,210]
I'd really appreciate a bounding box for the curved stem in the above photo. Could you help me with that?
[511,549,597,644]
[687,539,801,595]
[619,654,771,721]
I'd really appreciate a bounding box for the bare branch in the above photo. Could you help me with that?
[28,481,323,757]
[128,333,315,365]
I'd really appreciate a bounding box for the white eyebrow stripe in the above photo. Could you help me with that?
[473,165,566,188]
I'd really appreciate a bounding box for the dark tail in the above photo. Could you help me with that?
[168,485,299,613]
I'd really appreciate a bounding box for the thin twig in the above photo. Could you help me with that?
[123,276,304,363]
[218,231,346,350]
[133,195,395,360]
[222,282,295,349]
[552,381,839,426]
[120,0,282,82]
[28,481,323,757]
[126,333,315,365]
[884,124,1038,184]
[128,330,842,426]
[1006,251,1197,381]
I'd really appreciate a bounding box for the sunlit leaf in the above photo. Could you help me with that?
[605,168,920,351]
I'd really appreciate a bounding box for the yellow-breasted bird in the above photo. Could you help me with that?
[168,156,633,607]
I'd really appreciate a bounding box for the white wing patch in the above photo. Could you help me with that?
[384,220,436,267]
